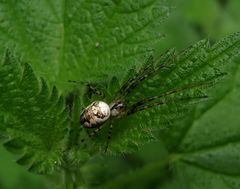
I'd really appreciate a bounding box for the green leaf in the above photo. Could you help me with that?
[77,33,240,189]
[163,62,240,189]
[84,68,240,189]
[86,32,240,154]
[0,0,170,91]
[0,51,68,174]
[0,1,240,188]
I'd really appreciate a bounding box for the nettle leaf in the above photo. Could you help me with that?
[86,33,240,189]
[168,66,240,188]
[0,0,240,188]
[0,0,170,91]
[84,33,240,155]
[0,51,68,174]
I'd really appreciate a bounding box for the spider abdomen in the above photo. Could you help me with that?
[80,101,110,128]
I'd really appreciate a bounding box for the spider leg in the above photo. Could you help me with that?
[68,80,83,84]
[120,59,158,95]
[68,80,105,99]
[129,81,211,111]
[119,55,154,93]
[86,83,105,98]
[124,64,169,95]
[128,95,208,114]
[119,50,175,96]
[87,125,104,139]
[105,123,113,153]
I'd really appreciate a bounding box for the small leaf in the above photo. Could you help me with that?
[0,51,68,174]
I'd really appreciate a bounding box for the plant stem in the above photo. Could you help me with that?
[64,170,74,189]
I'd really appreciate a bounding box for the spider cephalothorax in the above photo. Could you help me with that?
[110,100,127,118]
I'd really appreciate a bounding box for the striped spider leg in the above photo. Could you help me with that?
[126,84,209,115]
[119,49,176,96]
[68,80,105,101]
[126,81,211,115]
[121,69,226,117]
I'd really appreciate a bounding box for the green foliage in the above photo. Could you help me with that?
[84,32,240,155]
[0,0,170,91]
[81,60,240,189]
[0,0,240,189]
[0,51,68,174]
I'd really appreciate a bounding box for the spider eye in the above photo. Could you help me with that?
[80,101,110,128]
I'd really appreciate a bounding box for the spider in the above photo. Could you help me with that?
[69,51,220,152]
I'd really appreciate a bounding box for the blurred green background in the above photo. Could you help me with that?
[0,0,240,188]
